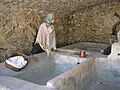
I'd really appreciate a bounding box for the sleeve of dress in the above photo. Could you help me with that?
[35,25,42,43]
[52,29,56,50]
[35,23,47,49]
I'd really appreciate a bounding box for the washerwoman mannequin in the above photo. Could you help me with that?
[31,13,56,55]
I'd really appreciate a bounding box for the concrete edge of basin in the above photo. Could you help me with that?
[0,75,57,90]
[46,57,94,89]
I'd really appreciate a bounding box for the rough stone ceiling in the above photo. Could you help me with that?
[44,0,119,16]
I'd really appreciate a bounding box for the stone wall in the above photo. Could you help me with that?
[0,0,120,61]
[67,1,120,44]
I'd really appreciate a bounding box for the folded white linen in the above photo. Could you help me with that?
[6,56,27,68]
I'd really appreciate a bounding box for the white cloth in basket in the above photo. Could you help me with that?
[6,56,27,68]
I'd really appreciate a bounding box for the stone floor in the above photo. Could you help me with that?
[87,81,120,90]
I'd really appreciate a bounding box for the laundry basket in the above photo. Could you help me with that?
[5,52,29,72]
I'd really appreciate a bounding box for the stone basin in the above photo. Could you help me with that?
[0,42,119,90]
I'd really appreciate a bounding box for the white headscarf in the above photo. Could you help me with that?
[45,13,54,24]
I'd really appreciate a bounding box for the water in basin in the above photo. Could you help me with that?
[10,52,81,85]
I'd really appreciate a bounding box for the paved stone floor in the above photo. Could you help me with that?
[87,81,120,90]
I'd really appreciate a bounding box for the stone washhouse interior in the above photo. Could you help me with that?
[0,0,120,90]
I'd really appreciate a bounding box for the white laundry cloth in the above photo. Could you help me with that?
[6,56,27,68]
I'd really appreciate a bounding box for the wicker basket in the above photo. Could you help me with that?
[5,52,29,72]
